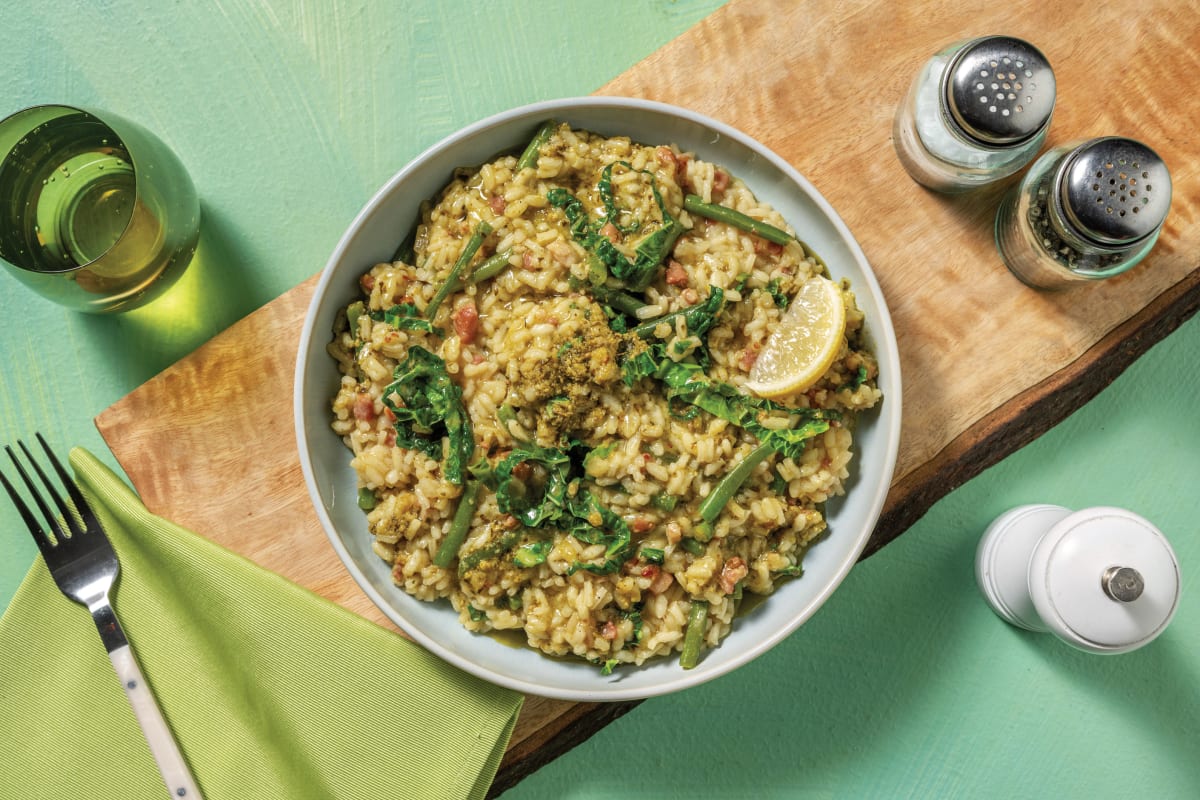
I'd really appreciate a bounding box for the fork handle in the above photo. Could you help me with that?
[109,644,205,799]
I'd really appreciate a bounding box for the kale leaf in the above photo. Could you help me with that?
[381,345,474,484]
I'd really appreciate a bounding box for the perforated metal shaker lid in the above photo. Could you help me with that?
[943,36,1055,146]
[1054,137,1173,247]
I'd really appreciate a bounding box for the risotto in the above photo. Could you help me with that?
[328,121,881,672]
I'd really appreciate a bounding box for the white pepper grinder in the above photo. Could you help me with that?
[976,505,1181,653]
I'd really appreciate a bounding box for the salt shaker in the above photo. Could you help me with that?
[893,35,1056,192]
[995,137,1172,288]
[976,505,1181,654]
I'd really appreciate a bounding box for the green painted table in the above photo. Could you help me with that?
[2,2,1197,798]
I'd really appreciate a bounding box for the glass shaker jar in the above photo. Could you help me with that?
[893,35,1056,192]
[995,137,1172,288]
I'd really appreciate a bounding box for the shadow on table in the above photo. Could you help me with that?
[514,500,1195,798]
[1021,623,1200,785]
[73,202,273,385]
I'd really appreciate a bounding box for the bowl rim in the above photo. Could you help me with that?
[294,95,902,701]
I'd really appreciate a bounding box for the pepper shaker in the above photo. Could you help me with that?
[995,136,1172,288]
[893,35,1056,192]
[976,505,1181,654]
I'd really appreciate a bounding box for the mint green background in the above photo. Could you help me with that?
[2,3,1196,798]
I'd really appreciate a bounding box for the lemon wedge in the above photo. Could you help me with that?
[744,275,846,398]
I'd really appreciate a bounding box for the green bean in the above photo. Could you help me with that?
[683,194,792,246]
[639,547,665,564]
[649,493,677,512]
[443,249,513,296]
[680,599,708,669]
[391,224,417,263]
[433,480,482,568]
[695,441,773,541]
[589,282,647,316]
[457,526,524,575]
[426,220,493,319]
[631,286,724,340]
[516,119,556,172]
[356,486,376,511]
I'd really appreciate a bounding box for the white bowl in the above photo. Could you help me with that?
[295,97,902,701]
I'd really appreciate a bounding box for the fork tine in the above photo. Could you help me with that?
[33,432,97,532]
[5,442,73,545]
[0,465,56,554]
[15,437,85,539]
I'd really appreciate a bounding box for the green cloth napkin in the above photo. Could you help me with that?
[0,448,523,799]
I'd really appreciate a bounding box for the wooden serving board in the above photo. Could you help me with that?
[95,0,1200,794]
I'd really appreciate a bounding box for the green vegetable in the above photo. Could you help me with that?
[765,278,790,309]
[443,249,513,296]
[680,600,708,669]
[564,494,633,575]
[496,403,526,443]
[769,468,788,496]
[582,441,618,472]
[630,286,726,342]
[639,547,665,564]
[683,194,792,246]
[391,224,417,263]
[547,162,684,292]
[679,537,705,556]
[425,220,493,319]
[382,346,474,484]
[622,607,644,647]
[656,361,838,460]
[516,120,556,172]
[513,540,552,568]
[695,441,774,541]
[596,161,644,235]
[601,658,619,676]
[357,487,376,511]
[347,301,365,335]
[838,363,869,393]
[649,493,677,512]
[433,480,482,568]
[622,288,726,387]
[467,605,486,622]
[774,562,805,578]
[371,303,442,335]
[457,526,524,575]
[494,443,572,528]
[584,279,647,317]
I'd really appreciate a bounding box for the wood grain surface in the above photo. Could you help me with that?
[94,0,1200,792]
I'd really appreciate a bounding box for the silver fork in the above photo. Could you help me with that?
[2,434,203,799]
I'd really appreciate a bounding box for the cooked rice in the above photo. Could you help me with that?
[328,122,881,670]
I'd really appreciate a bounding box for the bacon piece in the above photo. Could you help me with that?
[712,169,730,194]
[665,259,689,287]
[452,301,479,344]
[352,391,376,422]
[754,239,785,257]
[599,222,620,244]
[629,516,655,534]
[650,569,674,595]
[719,556,748,595]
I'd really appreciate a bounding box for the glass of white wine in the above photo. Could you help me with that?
[0,105,200,313]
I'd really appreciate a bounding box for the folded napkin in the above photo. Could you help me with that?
[0,448,523,799]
